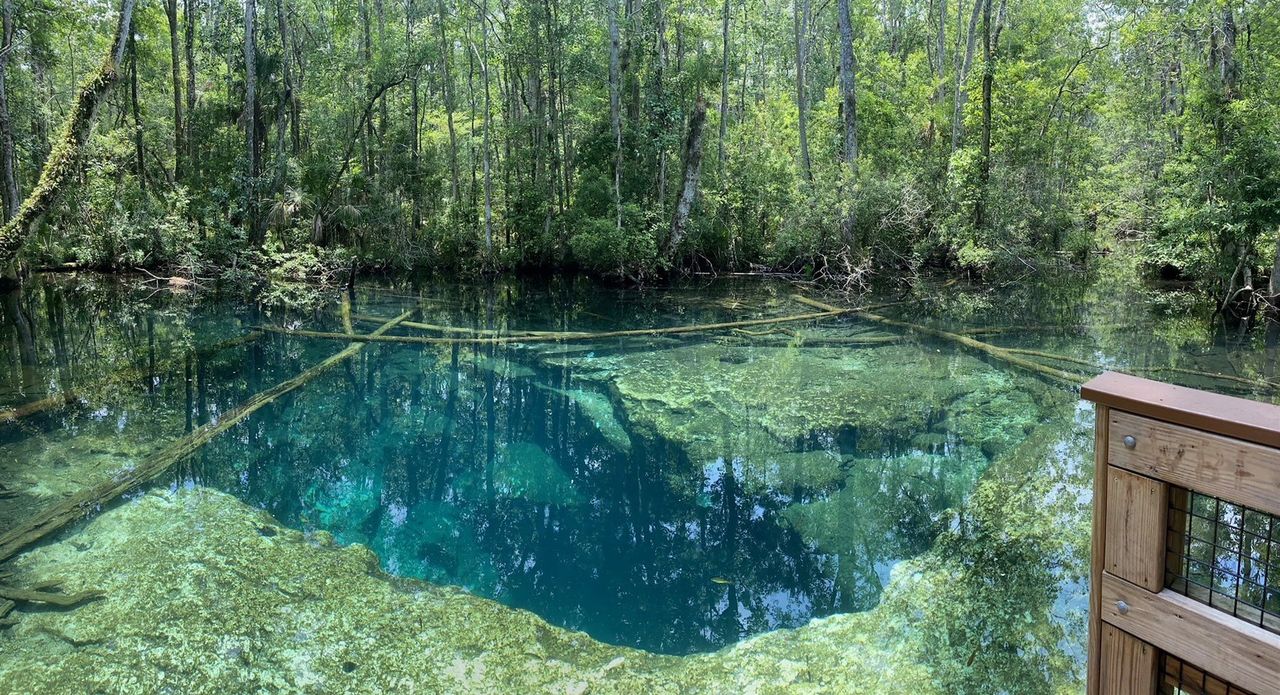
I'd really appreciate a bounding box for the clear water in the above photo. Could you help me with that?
[2,260,1278,688]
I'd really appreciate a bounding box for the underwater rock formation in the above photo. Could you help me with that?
[0,399,1088,693]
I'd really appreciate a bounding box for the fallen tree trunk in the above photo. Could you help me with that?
[0,0,137,269]
[790,294,1086,385]
[264,308,852,346]
[0,312,413,564]
[350,313,565,337]
[0,392,78,424]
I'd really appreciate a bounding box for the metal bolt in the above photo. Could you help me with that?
[1116,601,1129,615]
[1123,435,1136,449]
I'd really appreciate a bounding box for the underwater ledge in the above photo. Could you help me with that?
[0,486,934,694]
[0,399,1093,694]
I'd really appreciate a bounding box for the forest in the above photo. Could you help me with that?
[0,0,1277,317]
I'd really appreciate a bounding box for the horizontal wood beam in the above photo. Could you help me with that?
[1107,410,1280,518]
[1100,572,1280,695]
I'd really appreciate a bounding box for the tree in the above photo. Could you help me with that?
[0,0,138,271]
[666,96,706,257]
[245,0,262,244]
[0,0,18,220]
[837,0,858,246]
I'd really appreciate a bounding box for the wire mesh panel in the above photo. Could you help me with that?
[1158,653,1255,695]
[1165,487,1280,634]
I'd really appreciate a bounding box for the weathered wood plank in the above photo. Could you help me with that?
[1100,623,1158,695]
[1108,410,1280,518]
[1100,572,1280,695]
[1105,467,1168,592]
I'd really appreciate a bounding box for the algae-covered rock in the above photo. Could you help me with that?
[535,384,634,454]
[606,343,1055,462]
[780,449,987,607]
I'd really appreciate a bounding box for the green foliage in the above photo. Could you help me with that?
[0,0,1275,315]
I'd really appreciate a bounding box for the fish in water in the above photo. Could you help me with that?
[535,384,633,454]
[710,577,733,585]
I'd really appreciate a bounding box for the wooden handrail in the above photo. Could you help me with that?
[1082,371,1280,449]
[1081,372,1280,695]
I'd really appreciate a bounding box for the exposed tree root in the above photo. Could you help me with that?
[790,294,1087,385]
[0,312,415,564]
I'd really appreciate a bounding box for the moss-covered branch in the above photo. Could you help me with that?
[0,0,136,269]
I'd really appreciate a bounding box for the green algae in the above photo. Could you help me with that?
[780,448,988,607]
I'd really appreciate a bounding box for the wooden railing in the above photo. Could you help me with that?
[1082,372,1280,695]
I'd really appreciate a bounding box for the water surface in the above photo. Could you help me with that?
[2,261,1277,688]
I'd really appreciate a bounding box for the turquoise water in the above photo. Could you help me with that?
[2,264,1278,689]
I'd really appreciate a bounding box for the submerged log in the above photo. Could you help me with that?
[0,583,103,607]
[350,313,565,337]
[264,308,853,346]
[790,294,1086,385]
[0,311,415,564]
[0,392,79,424]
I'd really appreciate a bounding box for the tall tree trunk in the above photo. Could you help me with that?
[407,0,421,230]
[654,0,669,213]
[438,0,461,204]
[478,0,493,253]
[360,0,374,178]
[949,0,982,156]
[166,0,185,181]
[837,0,858,246]
[608,0,623,232]
[0,0,20,220]
[0,0,138,269]
[793,0,811,180]
[184,0,197,169]
[665,96,706,258]
[717,0,729,171]
[245,0,262,244]
[276,0,300,154]
[973,0,1003,229]
[130,37,146,195]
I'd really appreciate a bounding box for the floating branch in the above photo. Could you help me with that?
[0,312,415,564]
